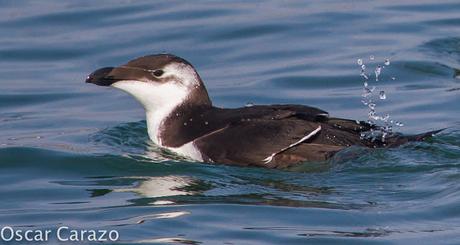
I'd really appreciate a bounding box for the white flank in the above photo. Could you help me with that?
[263,125,322,164]
[169,141,204,162]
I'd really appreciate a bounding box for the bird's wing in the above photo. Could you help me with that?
[191,104,438,168]
[193,116,348,168]
[191,104,375,168]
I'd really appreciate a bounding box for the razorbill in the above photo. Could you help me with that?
[86,54,440,168]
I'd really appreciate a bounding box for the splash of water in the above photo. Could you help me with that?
[357,56,403,143]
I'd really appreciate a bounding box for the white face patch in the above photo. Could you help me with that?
[111,62,200,146]
[162,63,201,87]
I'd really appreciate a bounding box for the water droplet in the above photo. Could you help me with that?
[361,64,366,70]
[370,55,375,60]
[176,113,180,117]
[384,59,390,66]
[362,90,371,98]
[183,122,187,126]
[245,102,254,107]
[379,91,386,100]
[395,122,404,127]
[204,121,209,125]
[375,65,382,81]
[391,77,396,80]
[357,59,363,65]
[364,81,368,87]
[189,118,193,121]
[381,132,387,142]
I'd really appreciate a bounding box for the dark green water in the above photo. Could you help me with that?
[1,1,460,244]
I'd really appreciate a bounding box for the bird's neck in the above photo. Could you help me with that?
[146,86,212,147]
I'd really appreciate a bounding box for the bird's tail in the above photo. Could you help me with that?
[384,128,445,147]
[327,117,444,147]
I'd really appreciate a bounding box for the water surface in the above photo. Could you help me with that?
[1,0,460,244]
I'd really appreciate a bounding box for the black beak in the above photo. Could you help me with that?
[86,66,155,86]
[85,67,116,86]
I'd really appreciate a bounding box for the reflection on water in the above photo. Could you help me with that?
[136,237,201,244]
[245,226,396,238]
[115,176,198,198]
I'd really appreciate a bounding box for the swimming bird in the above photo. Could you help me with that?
[86,54,439,168]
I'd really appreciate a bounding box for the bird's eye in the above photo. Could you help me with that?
[152,70,164,77]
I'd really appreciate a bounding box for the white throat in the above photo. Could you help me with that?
[111,63,200,146]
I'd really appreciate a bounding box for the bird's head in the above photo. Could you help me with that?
[86,54,211,113]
